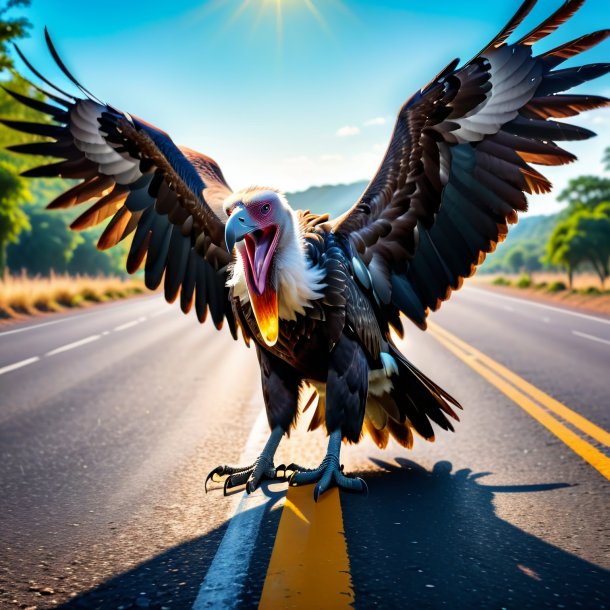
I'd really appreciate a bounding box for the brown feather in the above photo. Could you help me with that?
[70,187,128,230]
[364,417,389,449]
[387,418,414,449]
[47,175,114,209]
[97,207,132,250]
[517,0,586,46]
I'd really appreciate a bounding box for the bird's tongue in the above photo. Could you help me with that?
[245,226,277,295]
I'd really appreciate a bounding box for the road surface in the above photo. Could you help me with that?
[0,287,609,609]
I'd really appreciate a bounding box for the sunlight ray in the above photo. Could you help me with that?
[303,0,334,39]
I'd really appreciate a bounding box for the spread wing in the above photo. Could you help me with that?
[332,0,610,330]
[3,30,239,336]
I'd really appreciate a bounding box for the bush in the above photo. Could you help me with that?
[80,286,104,302]
[579,286,601,295]
[535,282,548,290]
[104,288,126,299]
[517,274,532,289]
[492,276,511,286]
[547,281,567,293]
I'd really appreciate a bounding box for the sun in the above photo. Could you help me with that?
[216,0,339,47]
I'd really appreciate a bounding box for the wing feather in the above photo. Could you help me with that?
[6,34,241,338]
[332,0,610,328]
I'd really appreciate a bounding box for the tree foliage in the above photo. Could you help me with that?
[0,2,131,277]
[0,0,30,71]
[557,175,610,214]
[0,157,30,272]
[545,203,610,288]
[0,1,32,272]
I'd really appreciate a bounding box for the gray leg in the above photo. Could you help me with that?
[289,430,368,501]
[205,426,286,495]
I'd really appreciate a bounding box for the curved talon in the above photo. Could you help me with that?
[208,426,287,495]
[285,463,310,474]
[205,466,225,493]
[208,459,285,495]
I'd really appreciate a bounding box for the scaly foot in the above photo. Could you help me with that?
[288,430,368,501]
[205,425,285,495]
[205,456,285,494]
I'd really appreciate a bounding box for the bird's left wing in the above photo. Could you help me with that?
[332,0,610,331]
[4,31,238,335]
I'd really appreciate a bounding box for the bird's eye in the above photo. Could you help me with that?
[261,203,271,214]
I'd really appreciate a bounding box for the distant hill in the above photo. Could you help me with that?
[480,213,559,273]
[286,180,368,219]
[285,179,560,273]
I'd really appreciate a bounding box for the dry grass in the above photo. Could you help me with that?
[473,272,610,317]
[0,271,146,320]
[486,272,602,290]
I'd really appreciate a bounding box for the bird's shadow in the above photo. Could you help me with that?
[58,460,610,609]
[342,458,610,609]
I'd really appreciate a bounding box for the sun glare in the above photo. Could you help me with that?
[212,0,344,48]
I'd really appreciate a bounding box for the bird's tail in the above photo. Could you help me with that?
[363,344,462,449]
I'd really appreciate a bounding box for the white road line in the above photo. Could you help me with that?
[150,308,170,318]
[114,316,146,332]
[572,330,610,347]
[0,356,40,376]
[0,296,161,338]
[193,405,278,610]
[0,317,70,338]
[469,287,610,326]
[45,335,101,357]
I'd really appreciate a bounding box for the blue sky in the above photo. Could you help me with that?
[12,0,610,214]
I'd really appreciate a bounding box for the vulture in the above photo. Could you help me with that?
[4,0,610,500]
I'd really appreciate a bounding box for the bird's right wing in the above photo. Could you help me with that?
[4,31,239,335]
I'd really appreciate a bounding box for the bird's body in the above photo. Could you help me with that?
[5,0,610,498]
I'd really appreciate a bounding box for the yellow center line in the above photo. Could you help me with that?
[428,321,610,448]
[259,485,354,609]
[428,322,610,481]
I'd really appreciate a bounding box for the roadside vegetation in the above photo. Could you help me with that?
[0,2,146,322]
[475,272,610,316]
[0,272,145,319]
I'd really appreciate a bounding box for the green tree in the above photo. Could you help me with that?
[506,248,525,274]
[545,221,585,289]
[0,0,30,71]
[572,203,610,287]
[557,175,610,213]
[545,204,610,288]
[0,157,30,272]
[6,203,81,274]
[604,147,610,172]
[0,0,34,273]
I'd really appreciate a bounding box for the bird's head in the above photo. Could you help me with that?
[224,187,295,346]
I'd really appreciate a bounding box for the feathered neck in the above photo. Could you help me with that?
[227,209,326,321]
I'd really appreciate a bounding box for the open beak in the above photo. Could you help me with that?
[225,211,280,346]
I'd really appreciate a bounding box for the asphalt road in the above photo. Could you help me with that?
[0,287,608,609]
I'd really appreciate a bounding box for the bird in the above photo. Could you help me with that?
[4,0,609,500]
